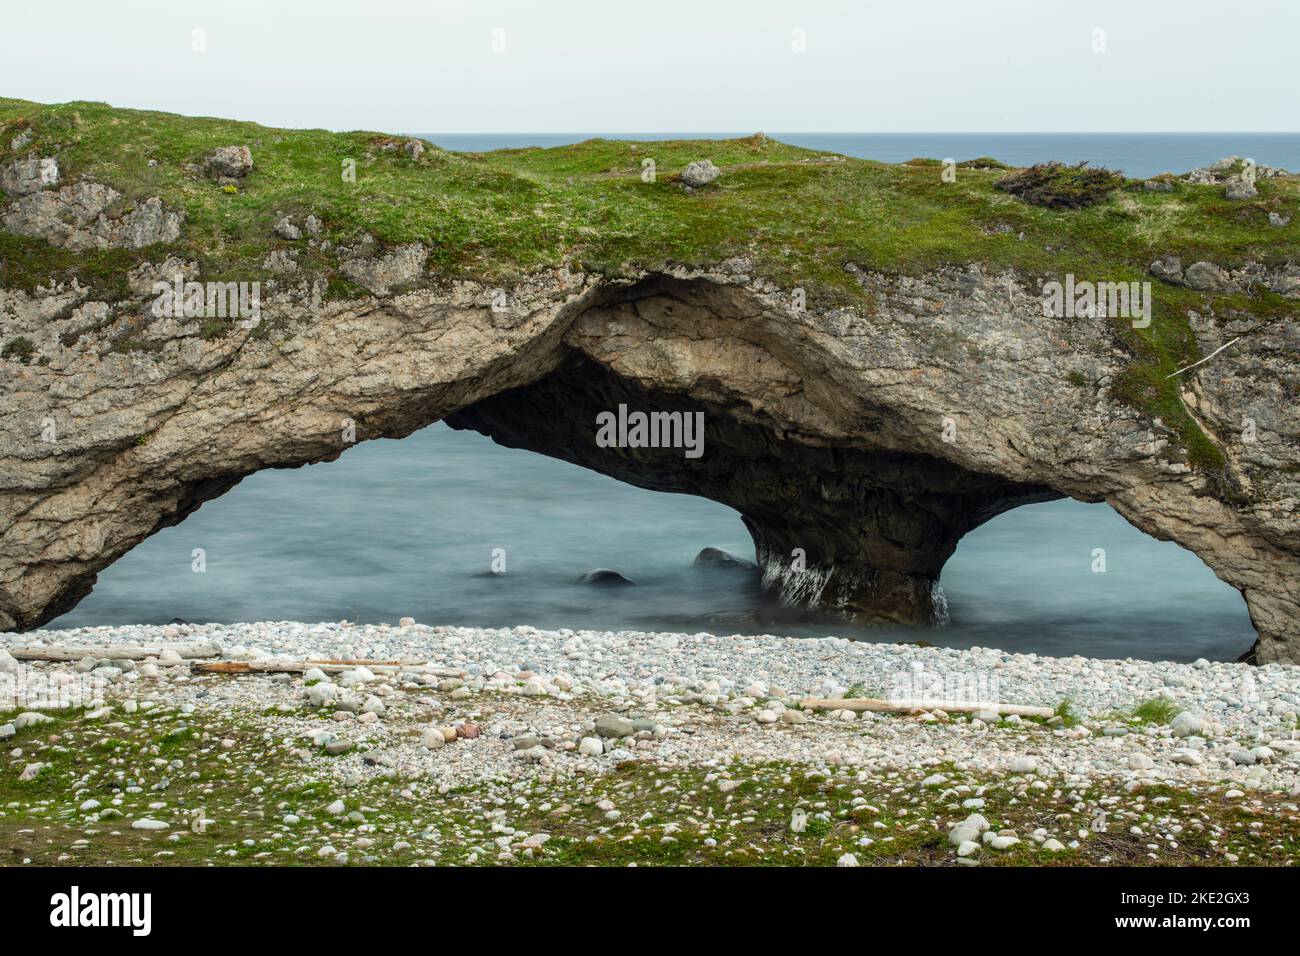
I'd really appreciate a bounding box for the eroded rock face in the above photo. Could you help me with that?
[2,261,1298,662]
[1,158,183,250]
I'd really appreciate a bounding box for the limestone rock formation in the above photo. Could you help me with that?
[1,99,1297,662]
[2,175,183,250]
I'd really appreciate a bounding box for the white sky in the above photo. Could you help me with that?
[2,0,1295,133]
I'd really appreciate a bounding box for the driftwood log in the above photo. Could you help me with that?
[7,642,221,662]
[191,659,466,677]
[799,697,1055,719]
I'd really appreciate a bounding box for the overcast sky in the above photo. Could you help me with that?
[2,0,1294,133]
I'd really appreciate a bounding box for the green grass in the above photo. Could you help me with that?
[1054,698,1081,728]
[1131,697,1180,725]
[3,95,1298,474]
[4,703,1295,867]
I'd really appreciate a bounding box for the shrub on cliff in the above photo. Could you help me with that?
[995,161,1122,209]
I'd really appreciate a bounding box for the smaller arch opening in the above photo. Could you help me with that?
[940,499,1257,662]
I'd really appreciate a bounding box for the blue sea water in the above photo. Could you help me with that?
[47,133,1277,662]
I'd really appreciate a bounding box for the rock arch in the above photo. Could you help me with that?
[2,267,1297,661]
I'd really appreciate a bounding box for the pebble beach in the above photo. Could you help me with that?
[2,621,1298,866]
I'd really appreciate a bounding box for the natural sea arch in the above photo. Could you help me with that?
[4,272,1297,661]
[45,423,1256,663]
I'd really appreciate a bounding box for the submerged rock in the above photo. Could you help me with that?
[576,569,635,587]
[693,547,757,571]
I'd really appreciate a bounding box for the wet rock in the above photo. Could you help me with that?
[576,569,635,587]
[693,547,757,571]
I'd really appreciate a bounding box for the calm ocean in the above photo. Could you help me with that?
[49,133,1290,662]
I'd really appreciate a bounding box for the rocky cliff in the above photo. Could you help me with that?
[1,99,1297,660]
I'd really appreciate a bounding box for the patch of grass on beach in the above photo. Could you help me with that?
[1131,697,1180,725]
[2,701,1296,867]
[1053,699,1081,728]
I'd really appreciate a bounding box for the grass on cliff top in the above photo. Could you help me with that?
[2,96,1298,474]
[3,97,1296,291]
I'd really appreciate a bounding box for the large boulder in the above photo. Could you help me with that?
[1225,180,1258,201]
[1183,260,1232,292]
[202,145,254,179]
[681,160,720,188]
